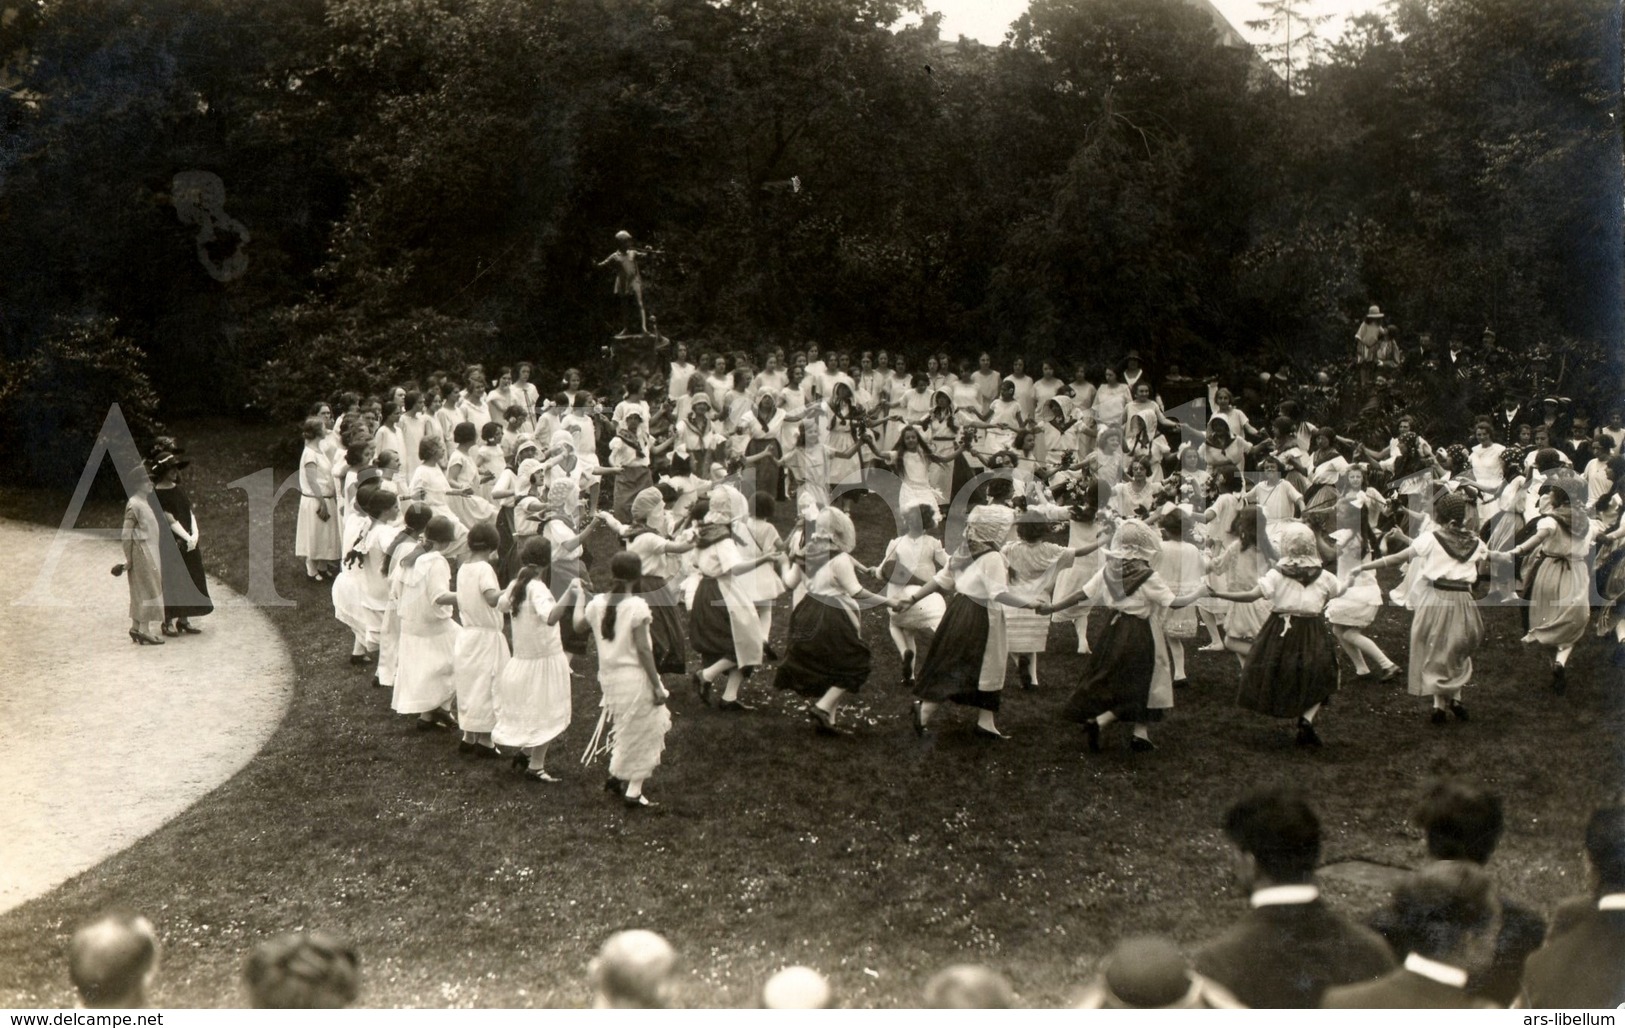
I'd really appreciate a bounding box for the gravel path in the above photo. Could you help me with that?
[0,519,292,915]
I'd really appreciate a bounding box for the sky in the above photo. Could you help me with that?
[927,0,1390,48]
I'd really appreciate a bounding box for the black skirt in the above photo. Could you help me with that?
[775,595,872,697]
[1063,612,1162,723]
[1237,612,1339,718]
[161,543,213,619]
[913,592,999,711]
[689,575,753,672]
[495,507,517,586]
[744,437,781,501]
[639,574,689,673]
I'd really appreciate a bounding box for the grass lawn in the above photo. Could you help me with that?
[1,417,1621,1008]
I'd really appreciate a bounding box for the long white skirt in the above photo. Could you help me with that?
[491,653,573,749]
[393,624,458,714]
[332,569,384,646]
[453,626,509,734]
[377,607,402,687]
[295,496,341,560]
[603,670,672,783]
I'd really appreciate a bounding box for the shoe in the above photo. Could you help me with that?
[1430,708,1448,726]
[717,699,754,712]
[176,621,202,635]
[522,768,561,783]
[972,725,1010,741]
[692,671,712,706]
[764,644,781,663]
[1295,717,1322,747]
[1551,663,1567,694]
[474,744,499,759]
[458,740,478,756]
[372,676,389,689]
[1172,677,1190,690]
[1129,736,1156,753]
[511,753,528,770]
[1085,719,1103,753]
[307,572,327,583]
[416,717,438,731]
[350,654,371,666]
[128,629,165,646]
[604,776,625,795]
[810,705,848,735]
[1450,699,1469,722]
[1377,664,1401,683]
[623,794,657,809]
[1199,641,1226,652]
[910,700,925,738]
[161,622,179,637]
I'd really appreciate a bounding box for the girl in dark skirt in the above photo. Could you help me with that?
[898,504,1042,740]
[688,485,781,711]
[774,507,902,735]
[1208,522,1346,747]
[150,450,213,634]
[610,486,693,674]
[1046,520,1205,753]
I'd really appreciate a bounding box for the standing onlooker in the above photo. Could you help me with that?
[68,912,160,1008]
[118,459,167,646]
[1519,805,1625,1007]
[149,447,212,636]
[1193,787,1395,1007]
[295,416,343,582]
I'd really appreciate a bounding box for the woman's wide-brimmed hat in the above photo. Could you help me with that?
[1366,305,1385,319]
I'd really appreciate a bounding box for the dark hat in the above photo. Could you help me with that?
[424,515,457,545]
[1124,349,1143,364]
[1101,937,1197,1008]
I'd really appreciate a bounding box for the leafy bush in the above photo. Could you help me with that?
[0,315,166,488]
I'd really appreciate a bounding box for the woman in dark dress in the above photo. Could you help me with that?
[773,507,900,734]
[150,449,212,635]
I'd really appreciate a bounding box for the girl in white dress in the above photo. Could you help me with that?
[875,503,948,686]
[1004,511,1102,689]
[375,503,429,692]
[1155,511,1206,689]
[890,424,954,512]
[295,417,342,581]
[445,422,497,532]
[453,524,509,758]
[1353,493,1485,724]
[687,486,780,710]
[493,537,575,781]
[408,435,470,560]
[331,485,398,667]
[576,553,671,808]
[392,516,460,729]
[1049,499,1107,654]
[1323,488,1400,683]
[1498,485,1598,694]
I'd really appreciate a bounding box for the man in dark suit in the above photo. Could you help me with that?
[1194,788,1396,1007]
[1520,805,1625,1007]
[1369,781,1546,1004]
[1325,863,1501,1008]
[1491,393,1531,445]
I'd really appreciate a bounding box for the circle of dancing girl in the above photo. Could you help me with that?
[1351,493,1484,725]
[392,515,461,731]
[576,553,672,808]
[773,507,901,735]
[687,486,779,711]
[875,503,948,687]
[331,484,398,668]
[376,502,431,693]
[492,537,575,782]
[901,504,1043,740]
[1003,512,1102,690]
[1496,485,1598,694]
[603,486,692,674]
[1049,520,1204,753]
[452,523,509,757]
[1324,469,1401,683]
[1209,521,1345,747]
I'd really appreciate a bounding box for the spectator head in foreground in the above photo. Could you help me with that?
[1393,863,1500,969]
[1077,936,1242,1009]
[68,912,160,1009]
[1414,780,1505,865]
[1223,786,1321,891]
[760,965,833,1008]
[243,931,360,1008]
[591,930,676,1008]
[922,964,1014,1008]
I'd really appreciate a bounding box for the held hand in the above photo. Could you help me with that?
[317,505,331,522]
[1034,603,1054,616]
